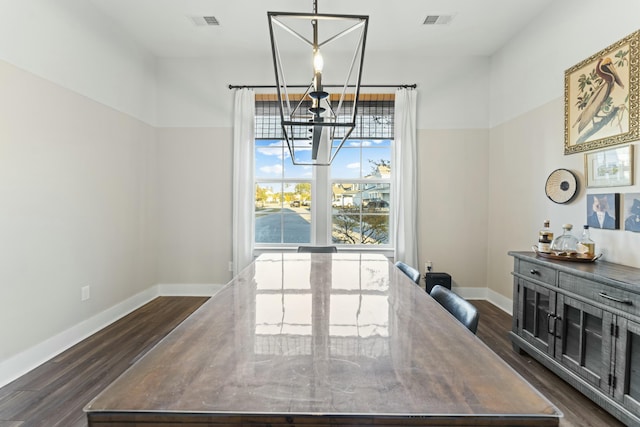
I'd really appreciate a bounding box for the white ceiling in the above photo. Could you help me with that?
[87,0,554,58]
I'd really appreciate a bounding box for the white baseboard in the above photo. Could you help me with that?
[0,283,509,388]
[0,283,225,388]
[156,283,226,296]
[486,288,514,315]
[453,287,513,315]
[454,286,488,300]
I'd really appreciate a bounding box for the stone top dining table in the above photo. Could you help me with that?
[85,253,560,426]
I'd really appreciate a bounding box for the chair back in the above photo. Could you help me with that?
[394,261,421,285]
[297,246,338,253]
[430,285,479,334]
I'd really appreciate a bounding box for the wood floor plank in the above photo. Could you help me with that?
[0,296,626,426]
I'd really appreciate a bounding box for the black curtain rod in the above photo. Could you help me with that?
[228,83,416,89]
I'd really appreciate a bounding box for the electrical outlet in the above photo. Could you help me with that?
[81,286,90,301]
[426,261,433,272]
[228,261,234,272]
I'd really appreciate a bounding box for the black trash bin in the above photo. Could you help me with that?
[425,272,451,294]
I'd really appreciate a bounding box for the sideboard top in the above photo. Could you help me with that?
[509,251,640,293]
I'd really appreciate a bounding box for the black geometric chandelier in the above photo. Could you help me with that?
[267,0,368,165]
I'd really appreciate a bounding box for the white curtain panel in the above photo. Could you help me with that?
[232,88,255,276]
[393,88,418,268]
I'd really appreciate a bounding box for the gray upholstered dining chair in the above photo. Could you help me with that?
[430,285,479,334]
[394,261,421,285]
[297,246,338,253]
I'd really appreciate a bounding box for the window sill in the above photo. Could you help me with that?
[253,246,395,260]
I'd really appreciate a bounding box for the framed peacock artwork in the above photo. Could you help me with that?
[565,30,640,155]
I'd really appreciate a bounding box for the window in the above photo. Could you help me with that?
[254,95,394,248]
[331,140,391,244]
[255,140,312,244]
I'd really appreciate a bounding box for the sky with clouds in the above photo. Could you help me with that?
[255,139,391,180]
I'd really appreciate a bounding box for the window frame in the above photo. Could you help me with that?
[254,95,395,254]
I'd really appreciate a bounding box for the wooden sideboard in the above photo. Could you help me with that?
[509,251,640,426]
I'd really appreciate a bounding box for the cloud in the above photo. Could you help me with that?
[257,146,284,159]
[260,164,284,175]
[293,144,311,152]
[346,140,380,147]
[256,148,278,156]
[256,142,293,160]
[360,139,392,147]
[347,162,360,169]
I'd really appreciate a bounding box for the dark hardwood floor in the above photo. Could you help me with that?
[0,297,625,426]
[0,297,209,427]
[472,300,624,427]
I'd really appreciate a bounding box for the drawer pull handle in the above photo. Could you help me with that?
[546,313,561,338]
[598,292,633,305]
[530,269,540,275]
[547,313,554,335]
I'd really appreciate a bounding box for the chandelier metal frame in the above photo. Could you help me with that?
[267,1,369,165]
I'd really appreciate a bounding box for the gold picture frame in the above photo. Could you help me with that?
[564,30,640,155]
[584,144,634,188]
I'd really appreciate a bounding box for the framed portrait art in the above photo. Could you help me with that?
[584,144,634,188]
[586,193,620,230]
[624,193,640,232]
[565,30,640,155]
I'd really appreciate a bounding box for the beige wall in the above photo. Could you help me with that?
[0,60,157,361]
[417,129,490,290]
[488,98,640,300]
[488,99,566,298]
[155,128,233,285]
[153,126,493,293]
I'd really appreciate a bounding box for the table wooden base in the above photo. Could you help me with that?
[88,413,558,427]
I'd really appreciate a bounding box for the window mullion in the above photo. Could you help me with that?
[313,165,330,245]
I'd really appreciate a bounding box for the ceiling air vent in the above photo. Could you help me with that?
[423,14,455,25]
[190,16,220,26]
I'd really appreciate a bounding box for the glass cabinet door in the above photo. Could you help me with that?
[614,317,640,418]
[516,279,554,356]
[556,294,613,393]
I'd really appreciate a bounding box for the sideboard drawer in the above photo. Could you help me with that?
[516,259,557,285]
[559,272,640,317]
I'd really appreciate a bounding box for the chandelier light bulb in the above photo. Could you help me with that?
[313,50,324,73]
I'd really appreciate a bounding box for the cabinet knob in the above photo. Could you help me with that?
[530,269,540,275]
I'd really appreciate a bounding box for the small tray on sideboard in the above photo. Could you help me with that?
[532,246,602,263]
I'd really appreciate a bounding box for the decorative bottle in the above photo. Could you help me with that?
[551,224,579,252]
[577,225,595,256]
[537,220,553,252]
